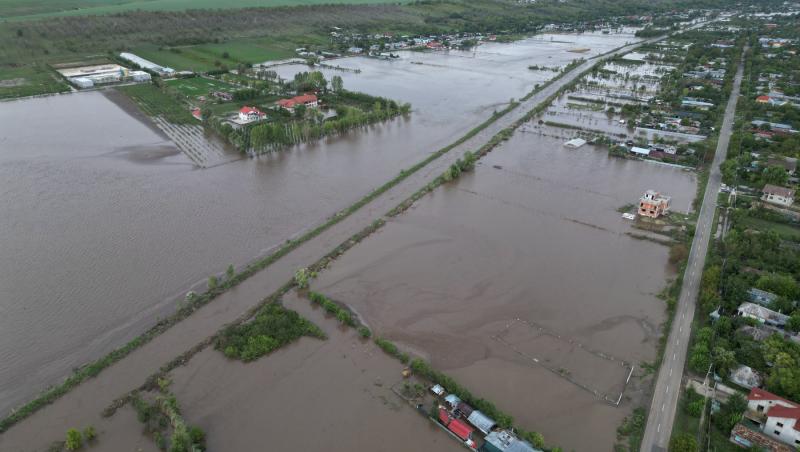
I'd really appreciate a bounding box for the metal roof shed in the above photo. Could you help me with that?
[467,410,496,434]
[456,401,474,417]
[481,430,542,452]
[444,394,461,407]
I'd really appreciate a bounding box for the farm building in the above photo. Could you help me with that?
[276,94,318,112]
[119,53,175,76]
[564,138,587,148]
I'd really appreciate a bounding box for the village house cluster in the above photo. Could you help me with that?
[429,385,542,452]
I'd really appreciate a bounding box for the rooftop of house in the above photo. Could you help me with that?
[768,405,800,431]
[748,387,799,407]
[762,184,796,198]
[239,106,264,115]
[738,302,789,323]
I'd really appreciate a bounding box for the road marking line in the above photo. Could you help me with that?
[662,403,665,412]
[658,423,661,433]
[673,353,676,361]
[670,368,673,376]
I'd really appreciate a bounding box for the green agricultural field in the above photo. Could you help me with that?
[133,35,326,72]
[165,77,240,98]
[0,0,408,21]
[0,65,69,99]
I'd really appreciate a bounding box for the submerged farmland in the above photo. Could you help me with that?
[0,30,638,428]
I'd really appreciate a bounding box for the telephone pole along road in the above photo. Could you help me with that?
[639,48,747,452]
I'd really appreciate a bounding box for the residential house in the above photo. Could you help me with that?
[750,288,779,307]
[238,106,266,123]
[482,430,542,452]
[638,190,671,219]
[746,388,800,448]
[767,157,797,176]
[737,302,789,328]
[276,94,318,112]
[761,185,795,207]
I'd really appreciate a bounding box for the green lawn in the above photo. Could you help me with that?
[0,65,69,99]
[0,0,408,21]
[741,216,800,242]
[117,83,193,124]
[165,77,240,98]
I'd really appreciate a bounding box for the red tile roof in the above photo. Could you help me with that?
[276,94,317,109]
[757,95,771,102]
[447,418,474,441]
[748,387,799,407]
[767,405,800,431]
[239,106,264,116]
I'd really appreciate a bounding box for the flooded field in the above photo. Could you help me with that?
[168,292,459,452]
[310,131,697,450]
[0,31,638,416]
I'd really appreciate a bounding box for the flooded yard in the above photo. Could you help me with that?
[310,131,696,450]
[0,30,638,417]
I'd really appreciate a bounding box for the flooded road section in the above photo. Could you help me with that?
[0,30,637,417]
[168,292,459,452]
[311,132,696,451]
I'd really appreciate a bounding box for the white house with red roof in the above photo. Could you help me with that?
[747,388,800,447]
[238,106,266,123]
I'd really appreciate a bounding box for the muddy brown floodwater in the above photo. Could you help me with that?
[0,31,637,416]
[311,131,696,451]
[168,291,460,452]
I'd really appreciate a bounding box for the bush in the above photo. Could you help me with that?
[65,428,82,451]
[669,433,697,452]
[188,426,206,451]
[358,326,372,338]
[215,303,324,362]
[82,425,96,441]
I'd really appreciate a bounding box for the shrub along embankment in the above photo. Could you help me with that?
[130,381,206,452]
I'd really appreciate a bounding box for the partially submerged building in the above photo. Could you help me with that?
[638,190,671,218]
[467,410,496,435]
[481,430,542,452]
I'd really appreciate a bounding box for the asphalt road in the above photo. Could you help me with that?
[639,49,746,452]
